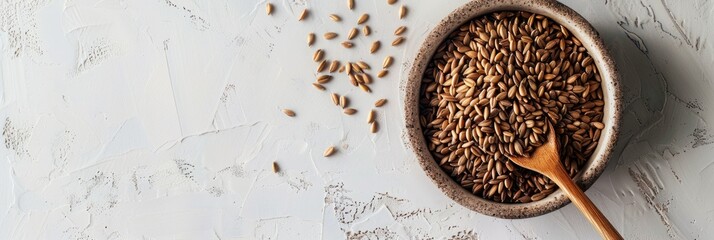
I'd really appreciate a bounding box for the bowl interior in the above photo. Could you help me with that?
[401,0,621,218]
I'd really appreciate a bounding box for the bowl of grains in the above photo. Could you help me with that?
[402,0,621,218]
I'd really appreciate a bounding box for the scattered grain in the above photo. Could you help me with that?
[399,5,407,19]
[282,109,296,117]
[307,33,315,46]
[266,2,273,15]
[383,56,394,68]
[394,26,407,35]
[391,36,405,46]
[370,41,381,53]
[357,13,369,24]
[298,9,308,21]
[324,32,338,40]
[323,146,336,157]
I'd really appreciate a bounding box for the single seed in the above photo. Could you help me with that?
[371,121,379,133]
[348,28,359,40]
[312,83,325,91]
[272,162,280,173]
[359,84,371,92]
[307,33,315,46]
[323,146,336,157]
[357,13,369,24]
[392,37,405,46]
[394,26,407,35]
[347,0,354,9]
[329,60,340,72]
[317,60,327,72]
[357,61,370,70]
[342,41,354,48]
[266,3,273,15]
[331,93,340,105]
[298,9,308,21]
[363,25,371,36]
[324,32,338,40]
[367,110,376,123]
[344,108,357,115]
[383,56,394,68]
[317,75,332,84]
[387,0,397,5]
[340,95,348,108]
[370,41,381,53]
[329,14,341,22]
[282,109,295,117]
[374,98,387,107]
[399,5,407,19]
[345,62,352,74]
[377,70,388,78]
[313,49,323,62]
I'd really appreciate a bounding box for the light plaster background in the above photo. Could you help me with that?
[1,0,713,239]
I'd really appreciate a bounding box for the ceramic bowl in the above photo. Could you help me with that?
[401,0,621,218]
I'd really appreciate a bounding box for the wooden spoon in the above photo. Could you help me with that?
[507,124,623,240]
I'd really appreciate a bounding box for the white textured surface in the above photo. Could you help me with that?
[0,0,712,239]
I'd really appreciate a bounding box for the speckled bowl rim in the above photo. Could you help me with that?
[400,0,622,219]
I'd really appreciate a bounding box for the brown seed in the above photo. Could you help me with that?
[363,25,371,36]
[266,3,273,15]
[317,60,327,72]
[307,33,315,46]
[348,28,359,40]
[383,56,394,68]
[324,32,338,40]
[343,108,357,115]
[329,14,341,22]
[357,13,369,24]
[312,83,326,91]
[377,70,388,78]
[370,41,381,53]
[331,93,340,105]
[347,0,354,9]
[282,109,295,117]
[374,98,387,107]
[367,110,376,123]
[329,60,340,72]
[345,62,352,74]
[359,83,371,92]
[272,162,280,173]
[342,41,354,48]
[387,0,397,5]
[357,61,370,70]
[317,75,332,84]
[298,9,308,21]
[339,95,348,108]
[391,37,405,46]
[399,5,407,19]
[313,49,323,62]
[591,122,605,129]
[371,121,379,133]
[323,146,336,157]
[394,26,407,35]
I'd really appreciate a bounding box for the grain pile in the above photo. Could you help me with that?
[419,11,605,203]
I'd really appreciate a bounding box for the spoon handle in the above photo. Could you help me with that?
[549,168,623,240]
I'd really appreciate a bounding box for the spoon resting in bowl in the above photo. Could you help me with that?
[507,123,623,240]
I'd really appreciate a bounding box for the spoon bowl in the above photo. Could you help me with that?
[507,124,623,240]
